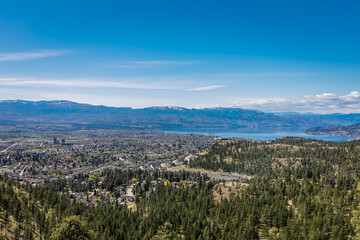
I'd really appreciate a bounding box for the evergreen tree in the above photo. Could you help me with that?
[49,216,94,240]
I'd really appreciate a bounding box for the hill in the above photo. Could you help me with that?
[1,138,360,239]
[1,100,359,131]
[305,122,360,138]
[188,137,360,238]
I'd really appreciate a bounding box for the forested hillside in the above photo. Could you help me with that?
[1,138,360,239]
[189,137,360,239]
[305,122,360,138]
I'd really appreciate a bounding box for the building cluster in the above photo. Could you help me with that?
[0,129,250,205]
[53,137,74,146]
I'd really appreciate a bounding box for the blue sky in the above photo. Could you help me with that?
[0,0,359,113]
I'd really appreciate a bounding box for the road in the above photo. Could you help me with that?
[1,143,17,153]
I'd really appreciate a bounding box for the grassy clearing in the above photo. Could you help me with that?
[213,182,248,203]
[127,202,137,211]
[172,165,222,175]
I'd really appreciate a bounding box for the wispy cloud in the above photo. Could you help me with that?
[222,72,319,77]
[0,77,175,90]
[0,77,228,93]
[103,60,199,69]
[188,85,227,91]
[228,92,360,113]
[129,60,198,65]
[0,49,71,61]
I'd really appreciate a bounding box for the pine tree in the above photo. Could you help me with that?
[49,216,94,240]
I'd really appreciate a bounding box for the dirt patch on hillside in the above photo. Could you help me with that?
[213,182,248,203]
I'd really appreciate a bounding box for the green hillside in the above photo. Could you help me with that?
[1,138,360,239]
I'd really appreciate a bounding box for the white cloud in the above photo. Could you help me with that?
[188,85,227,91]
[222,72,318,77]
[229,91,360,113]
[0,77,175,90]
[129,60,198,65]
[0,49,71,61]
[0,77,227,92]
[104,60,199,68]
[106,65,154,69]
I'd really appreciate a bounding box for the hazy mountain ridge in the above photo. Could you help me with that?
[1,100,359,130]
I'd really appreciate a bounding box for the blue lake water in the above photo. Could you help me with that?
[164,129,353,142]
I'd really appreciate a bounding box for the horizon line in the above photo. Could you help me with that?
[0,99,357,115]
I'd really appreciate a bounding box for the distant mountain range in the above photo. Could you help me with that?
[305,122,360,138]
[1,100,360,132]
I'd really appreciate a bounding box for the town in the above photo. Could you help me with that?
[0,129,249,207]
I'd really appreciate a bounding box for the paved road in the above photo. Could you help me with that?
[1,143,17,153]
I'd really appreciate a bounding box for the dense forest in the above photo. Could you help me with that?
[1,137,360,239]
[189,137,360,239]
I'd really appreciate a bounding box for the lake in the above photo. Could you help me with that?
[164,128,353,142]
